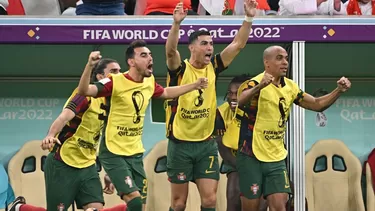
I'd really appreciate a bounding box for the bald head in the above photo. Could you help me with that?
[263,45,289,78]
[263,45,286,60]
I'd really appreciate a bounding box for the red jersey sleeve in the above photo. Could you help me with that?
[65,94,90,114]
[152,82,165,98]
[94,76,114,98]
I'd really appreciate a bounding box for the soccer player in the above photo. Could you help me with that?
[43,58,120,211]
[164,0,257,210]
[8,58,122,211]
[216,75,268,211]
[216,74,249,211]
[77,40,208,211]
[236,45,351,211]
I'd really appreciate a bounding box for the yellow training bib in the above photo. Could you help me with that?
[218,102,240,150]
[105,73,154,156]
[166,59,217,141]
[237,72,301,162]
[59,88,105,168]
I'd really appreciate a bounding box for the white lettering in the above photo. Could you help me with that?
[85,27,284,41]
[249,27,281,39]
[82,30,111,40]
[0,98,59,108]
[362,99,375,107]
[0,109,53,120]
[340,109,375,123]
[335,98,366,108]
[112,30,158,40]
[215,28,225,38]
[83,30,90,39]
[160,30,169,39]
[179,29,185,38]
[112,30,125,39]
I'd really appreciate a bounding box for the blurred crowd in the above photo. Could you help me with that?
[0,0,373,17]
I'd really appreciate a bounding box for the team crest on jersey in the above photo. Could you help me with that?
[251,184,259,195]
[177,172,186,181]
[57,203,65,211]
[125,176,133,188]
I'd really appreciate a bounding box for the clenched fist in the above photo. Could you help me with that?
[41,136,61,150]
[88,51,102,67]
[194,78,209,89]
[260,73,274,89]
[337,76,351,93]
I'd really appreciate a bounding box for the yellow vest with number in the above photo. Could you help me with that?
[59,88,105,168]
[218,102,240,150]
[239,72,300,162]
[166,59,217,141]
[105,73,154,156]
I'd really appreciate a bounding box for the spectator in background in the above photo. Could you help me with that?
[228,0,272,15]
[6,0,76,15]
[76,0,126,15]
[7,0,62,15]
[0,0,8,14]
[198,0,272,16]
[267,0,280,13]
[124,0,136,15]
[278,0,346,15]
[346,0,374,15]
[137,0,197,15]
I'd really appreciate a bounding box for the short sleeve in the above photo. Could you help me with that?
[211,53,227,75]
[65,94,90,115]
[94,76,114,98]
[293,83,306,105]
[152,82,165,98]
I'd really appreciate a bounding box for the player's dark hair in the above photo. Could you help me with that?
[90,58,118,83]
[188,30,211,44]
[223,74,252,100]
[229,74,252,86]
[125,40,147,67]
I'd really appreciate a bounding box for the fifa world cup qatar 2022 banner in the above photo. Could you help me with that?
[0,17,375,44]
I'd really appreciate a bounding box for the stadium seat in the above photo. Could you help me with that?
[7,140,48,209]
[366,162,374,211]
[305,139,365,211]
[7,140,80,210]
[143,140,227,211]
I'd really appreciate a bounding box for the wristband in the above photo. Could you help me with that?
[245,16,253,23]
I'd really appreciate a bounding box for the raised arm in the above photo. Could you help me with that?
[298,77,351,112]
[220,0,257,68]
[77,51,102,97]
[166,1,187,71]
[158,78,208,99]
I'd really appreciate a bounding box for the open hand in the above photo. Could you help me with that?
[244,0,258,17]
[173,0,188,24]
